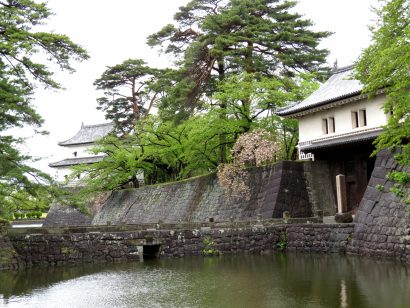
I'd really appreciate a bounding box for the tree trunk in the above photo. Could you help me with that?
[217,60,227,164]
[241,41,254,132]
[131,77,140,123]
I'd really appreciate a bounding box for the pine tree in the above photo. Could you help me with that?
[94,59,168,134]
[0,0,89,219]
[148,0,330,115]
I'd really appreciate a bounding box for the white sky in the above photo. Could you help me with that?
[18,0,379,177]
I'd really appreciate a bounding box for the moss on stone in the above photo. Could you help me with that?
[61,247,79,257]
[0,238,18,268]
[0,248,16,264]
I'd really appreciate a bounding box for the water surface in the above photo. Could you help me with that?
[0,254,409,308]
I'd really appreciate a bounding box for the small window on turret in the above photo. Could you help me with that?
[322,118,328,134]
[351,111,359,128]
[359,109,367,126]
[329,117,335,133]
[322,117,335,134]
[352,109,367,128]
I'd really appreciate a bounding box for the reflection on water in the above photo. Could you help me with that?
[0,254,409,308]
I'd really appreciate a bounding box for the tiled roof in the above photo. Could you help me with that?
[277,65,363,116]
[58,122,113,146]
[49,155,106,168]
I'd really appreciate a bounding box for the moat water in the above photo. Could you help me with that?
[0,253,409,308]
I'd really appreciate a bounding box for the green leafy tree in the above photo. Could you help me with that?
[214,72,319,159]
[0,0,89,219]
[70,111,246,200]
[355,0,409,203]
[148,0,329,163]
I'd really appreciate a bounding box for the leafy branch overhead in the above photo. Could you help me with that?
[355,0,410,203]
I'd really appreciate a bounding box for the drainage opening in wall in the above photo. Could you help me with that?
[143,244,161,259]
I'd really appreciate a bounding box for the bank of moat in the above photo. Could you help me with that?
[2,221,352,269]
[2,149,408,270]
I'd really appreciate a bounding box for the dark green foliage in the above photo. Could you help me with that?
[0,135,55,220]
[0,0,89,129]
[148,0,330,117]
[0,0,89,219]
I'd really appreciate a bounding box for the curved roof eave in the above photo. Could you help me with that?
[276,65,364,117]
[58,122,113,146]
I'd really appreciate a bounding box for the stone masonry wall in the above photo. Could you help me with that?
[4,223,353,269]
[92,162,311,225]
[43,204,92,227]
[303,161,337,216]
[0,227,20,270]
[348,150,410,261]
[287,224,354,253]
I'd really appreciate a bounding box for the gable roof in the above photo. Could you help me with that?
[276,65,363,117]
[49,155,106,168]
[58,122,113,146]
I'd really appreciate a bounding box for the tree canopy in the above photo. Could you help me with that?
[68,0,329,202]
[147,0,330,120]
[0,0,89,219]
[356,0,410,203]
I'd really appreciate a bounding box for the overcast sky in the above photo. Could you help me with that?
[19,0,379,177]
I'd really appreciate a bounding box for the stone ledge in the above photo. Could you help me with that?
[3,223,355,270]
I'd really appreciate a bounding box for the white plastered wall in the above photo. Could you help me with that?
[298,95,387,143]
[64,144,95,158]
[54,166,74,183]
[53,144,96,182]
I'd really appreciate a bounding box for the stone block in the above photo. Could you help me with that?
[335,213,353,223]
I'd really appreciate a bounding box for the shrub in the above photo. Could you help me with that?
[202,237,219,256]
[218,129,280,200]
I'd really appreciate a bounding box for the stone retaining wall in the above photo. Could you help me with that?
[0,229,20,270]
[44,161,340,227]
[287,224,354,253]
[348,150,410,261]
[90,162,312,225]
[3,222,354,270]
[43,205,92,227]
